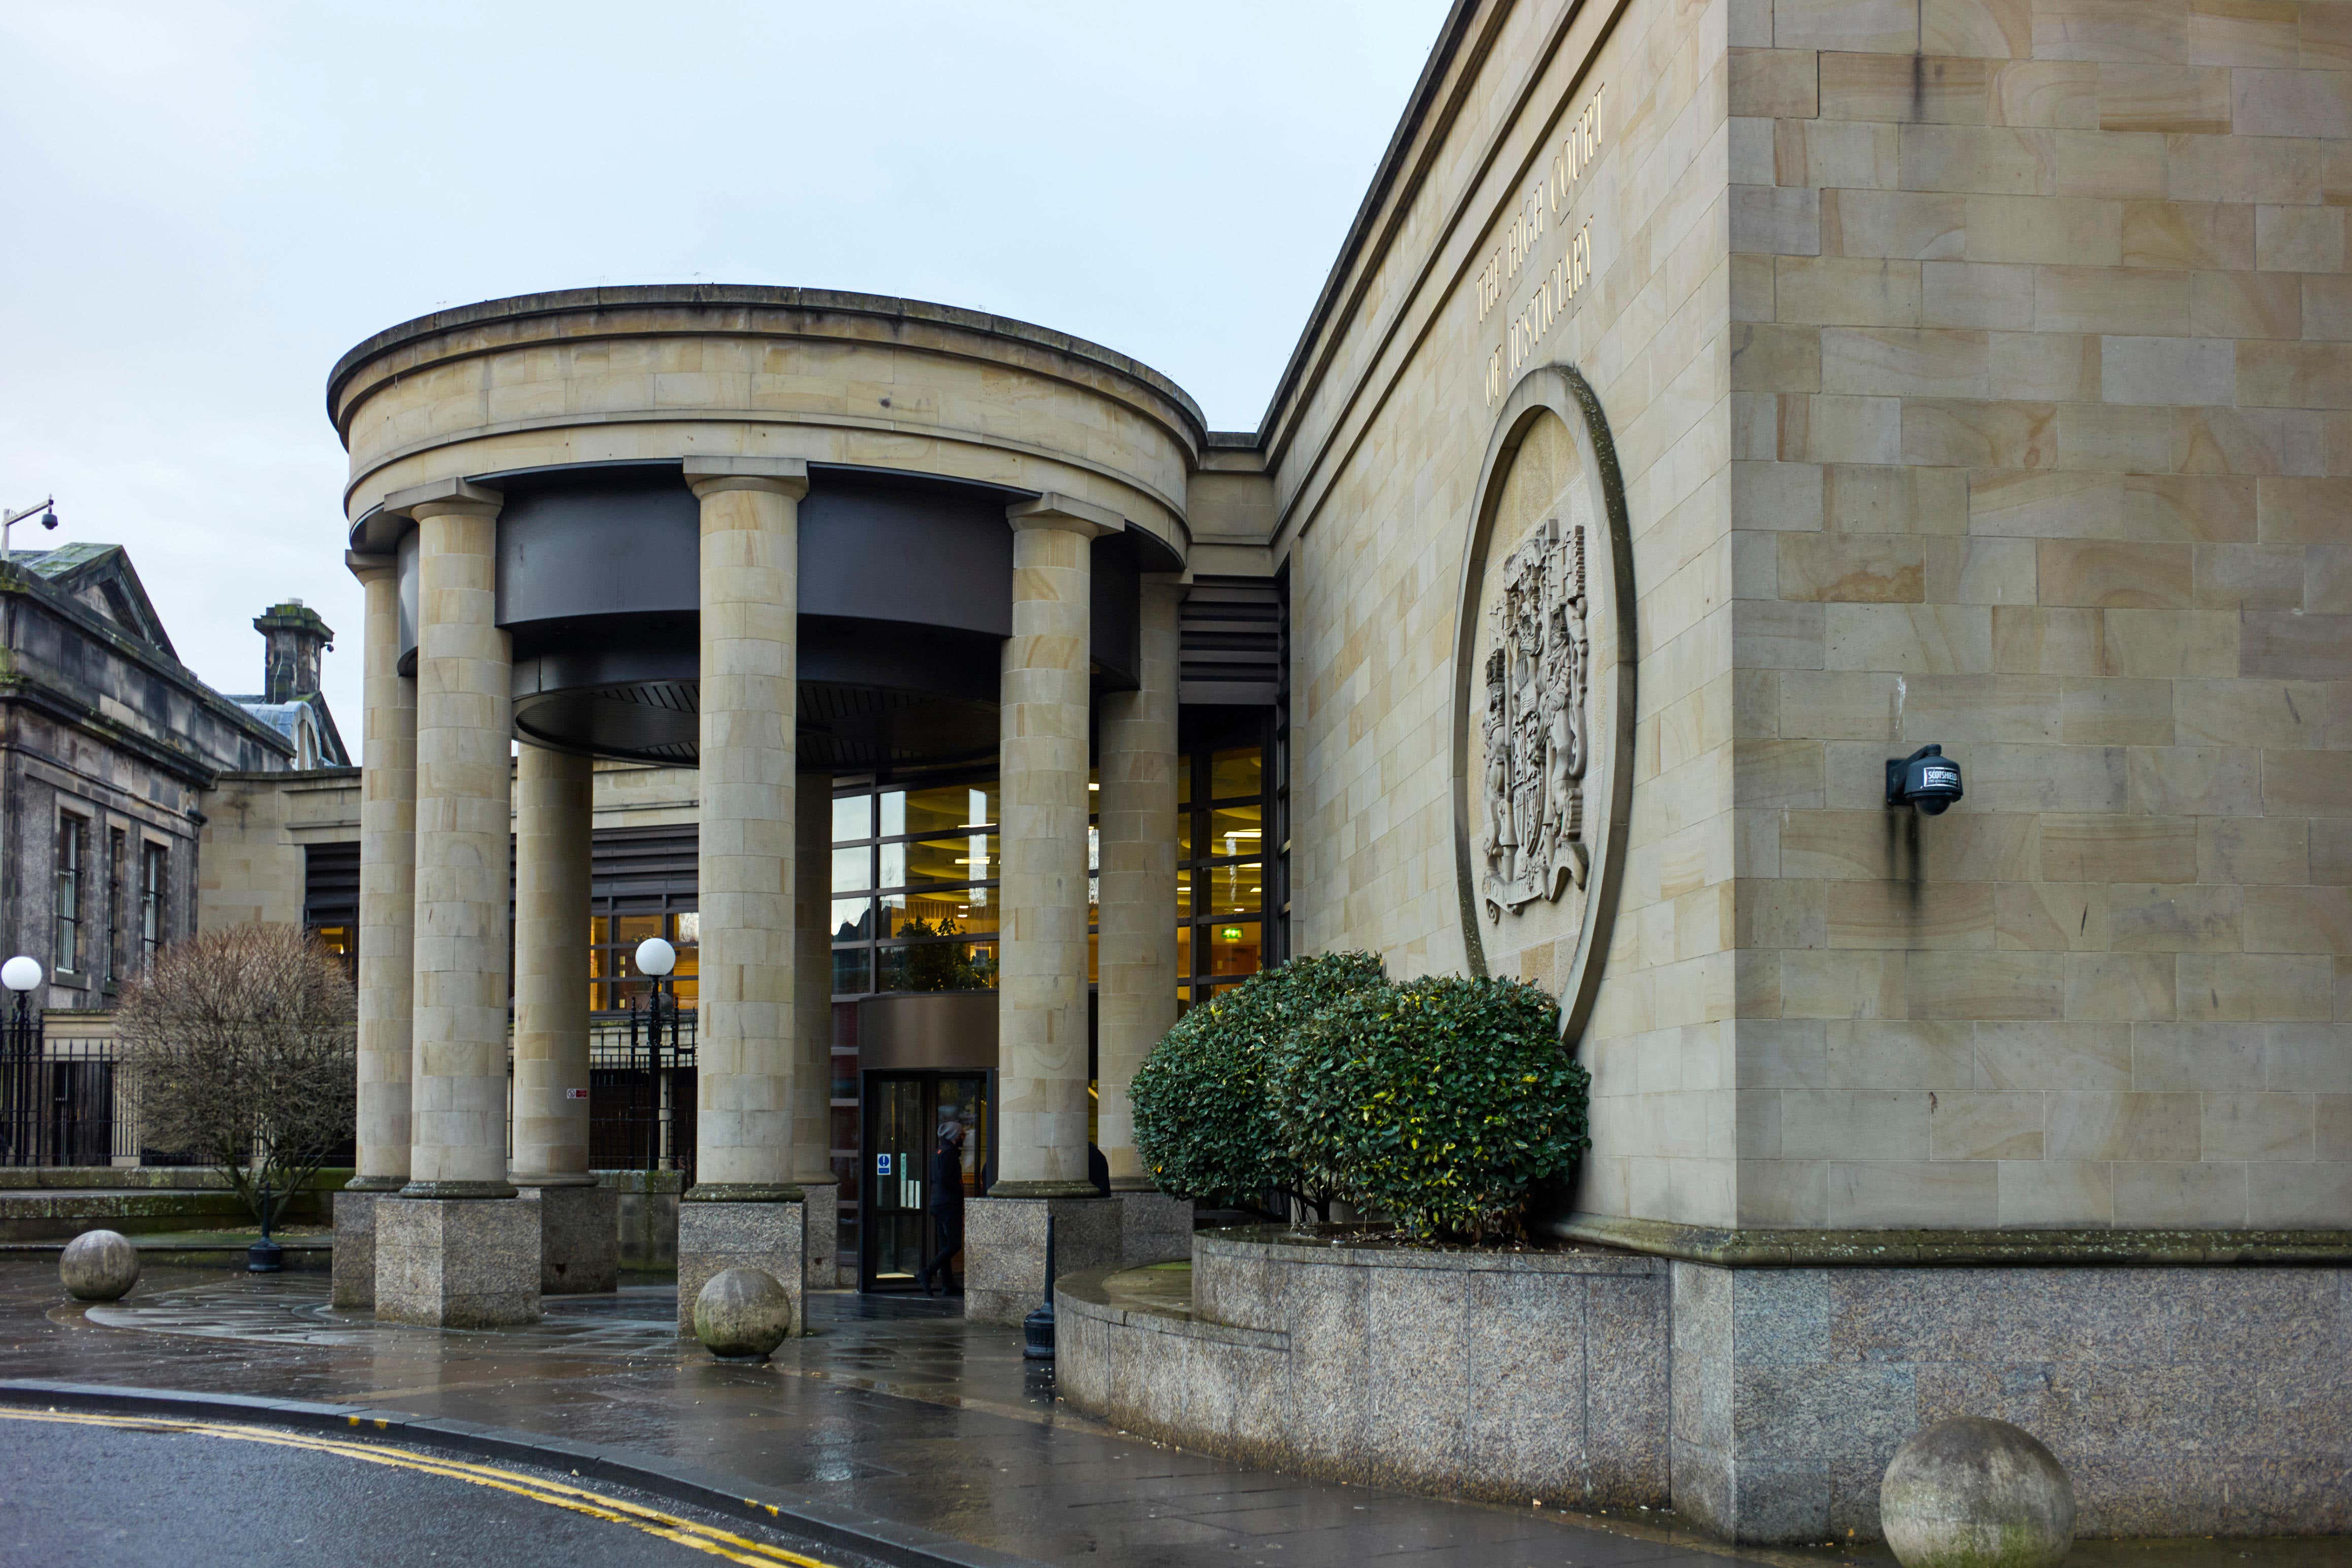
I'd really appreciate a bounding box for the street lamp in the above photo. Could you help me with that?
[2,958,40,1167]
[2,498,59,561]
[634,937,677,1171]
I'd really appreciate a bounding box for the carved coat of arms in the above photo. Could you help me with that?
[1477,516,1589,920]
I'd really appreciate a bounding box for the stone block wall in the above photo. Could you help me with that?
[1278,0,1744,1226]
[1725,0,2352,1228]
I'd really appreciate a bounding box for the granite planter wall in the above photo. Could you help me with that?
[1671,1260,2352,1544]
[1062,1229,2351,1546]
[1056,1226,1671,1509]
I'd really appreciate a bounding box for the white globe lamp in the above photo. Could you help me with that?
[1,956,42,994]
[634,937,676,978]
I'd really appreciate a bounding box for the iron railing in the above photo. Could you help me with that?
[586,1002,697,1182]
[0,1005,149,1167]
[4,1001,700,1175]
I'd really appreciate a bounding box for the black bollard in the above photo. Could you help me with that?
[1021,1212,1056,1359]
[247,1180,283,1274]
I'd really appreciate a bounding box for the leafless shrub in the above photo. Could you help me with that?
[118,924,356,1222]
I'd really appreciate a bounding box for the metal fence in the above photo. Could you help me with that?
[586,1004,697,1182]
[0,1008,147,1167]
[2,1003,701,1175]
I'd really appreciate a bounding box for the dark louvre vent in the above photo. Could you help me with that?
[1180,577,1282,705]
[302,841,359,927]
[593,825,699,902]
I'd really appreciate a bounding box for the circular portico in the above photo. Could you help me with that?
[332,286,1195,1328]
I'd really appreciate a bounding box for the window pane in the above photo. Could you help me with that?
[1206,802,1264,858]
[902,782,995,835]
[1178,812,1194,857]
[831,948,872,995]
[1205,860,1263,916]
[1210,746,1262,802]
[832,846,872,894]
[1176,922,1192,979]
[1176,866,1194,921]
[1206,919,1263,977]
[878,941,997,993]
[893,834,996,889]
[832,794,873,843]
[888,889,997,936]
[832,899,873,941]
[613,913,661,945]
[1178,759,1192,807]
[878,791,906,838]
[670,911,699,947]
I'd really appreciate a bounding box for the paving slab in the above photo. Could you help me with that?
[0,1263,2336,1568]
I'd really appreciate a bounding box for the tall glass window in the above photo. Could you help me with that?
[1176,713,1275,1010]
[105,828,127,987]
[54,813,86,976]
[830,776,1006,996]
[139,840,167,969]
[589,907,698,1011]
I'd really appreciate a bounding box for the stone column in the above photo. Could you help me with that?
[511,742,615,1293]
[795,768,838,1290]
[376,478,542,1328]
[677,456,809,1335]
[965,493,1122,1324]
[1094,575,1193,1266]
[334,551,414,1310]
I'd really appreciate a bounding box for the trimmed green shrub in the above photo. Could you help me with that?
[1277,974,1589,1242]
[1130,951,1386,1216]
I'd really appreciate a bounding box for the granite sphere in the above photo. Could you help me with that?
[60,1230,140,1302]
[1882,1416,2075,1568]
[693,1267,792,1359]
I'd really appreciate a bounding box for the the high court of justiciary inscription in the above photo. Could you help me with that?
[273,0,2352,1547]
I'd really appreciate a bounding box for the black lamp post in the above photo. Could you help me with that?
[2,957,44,1165]
[635,937,678,1170]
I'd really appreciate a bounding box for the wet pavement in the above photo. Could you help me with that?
[0,1263,2338,1568]
[0,1406,892,1568]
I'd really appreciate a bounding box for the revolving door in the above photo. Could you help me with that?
[858,1070,990,1293]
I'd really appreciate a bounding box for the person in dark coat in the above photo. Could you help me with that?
[917,1122,966,1297]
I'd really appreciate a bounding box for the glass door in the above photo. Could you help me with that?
[858,1071,989,1292]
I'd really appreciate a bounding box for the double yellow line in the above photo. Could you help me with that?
[0,1407,840,1567]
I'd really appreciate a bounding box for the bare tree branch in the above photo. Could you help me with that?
[117,924,356,1223]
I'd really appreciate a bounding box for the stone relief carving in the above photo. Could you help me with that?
[1478,515,1589,921]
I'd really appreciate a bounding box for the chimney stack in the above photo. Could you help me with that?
[254,598,334,704]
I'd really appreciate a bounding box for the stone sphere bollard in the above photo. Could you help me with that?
[692,1267,792,1360]
[59,1230,140,1302]
[1881,1416,2075,1568]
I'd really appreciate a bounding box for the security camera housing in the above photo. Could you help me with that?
[1886,744,1963,816]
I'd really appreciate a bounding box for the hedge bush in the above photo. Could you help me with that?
[1275,974,1589,1242]
[1130,951,1386,1215]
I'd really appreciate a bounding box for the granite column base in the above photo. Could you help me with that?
[519,1180,617,1295]
[962,1194,1119,1325]
[798,1180,839,1290]
[373,1195,542,1327]
[330,1187,394,1310]
[676,1198,804,1335]
[1109,1188,1194,1267]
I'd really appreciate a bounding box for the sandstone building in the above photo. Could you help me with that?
[130,0,2352,1544]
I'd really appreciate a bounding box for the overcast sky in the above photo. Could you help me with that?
[0,1,1445,741]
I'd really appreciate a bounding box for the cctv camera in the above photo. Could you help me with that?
[1885,745,1963,816]
[39,510,56,531]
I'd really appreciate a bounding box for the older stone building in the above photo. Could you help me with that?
[292,0,2348,1545]
[0,546,346,1011]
